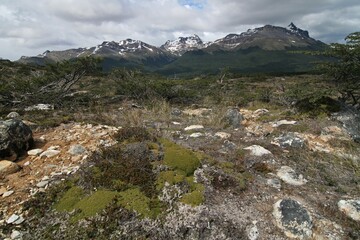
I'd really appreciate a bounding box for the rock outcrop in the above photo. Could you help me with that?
[0,119,33,159]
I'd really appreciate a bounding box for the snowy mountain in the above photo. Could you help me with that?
[211,23,324,51]
[160,35,210,56]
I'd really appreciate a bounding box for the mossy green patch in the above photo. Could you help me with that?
[180,183,205,206]
[72,190,119,221]
[54,186,85,212]
[160,138,200,176]
[118,188,162,218]
[156,170,186,190]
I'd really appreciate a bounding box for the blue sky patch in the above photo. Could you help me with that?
[178,0,206,9]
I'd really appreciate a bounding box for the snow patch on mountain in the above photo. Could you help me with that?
[161,34,210,55]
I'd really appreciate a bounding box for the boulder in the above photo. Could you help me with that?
[0,160,20,177]
[0,119,33,159]
[223,108,244,128]
[277,166,307,186]
[6,112,20,119]
[273,199,313,239]
[338,199,360,221]
[68,144,87,155]
[273,132,305,148]
[333,106,360,142]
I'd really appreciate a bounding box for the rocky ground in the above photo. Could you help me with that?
[0,104,359,239]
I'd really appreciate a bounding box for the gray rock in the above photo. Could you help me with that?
[274,132,305,148]
[6,214,19,224]
[6,112,20,119]
[189,132,204,138]
[184,125,204,131]
[0,160,20,177]
[0,119,33,159]
[40,150,60,158]
[3,190,14,197]
[171,108,182,116]
[25,103,54,111]
[338,199,360,221]
[333,107,360,142]
[273,199,312,239]
[27,148,43,156]
[277,166,307,186]
[68,144,87,155]
[11,230,22,239]
[224,108,243,128]
[36,181,49,188]
[244,145,272,156]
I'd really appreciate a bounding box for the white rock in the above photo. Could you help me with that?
[36,181,49,188]
[272,120,297,128]
[338,199,360,221]
[27,149,43,156]
[47,145,60,150]
[172,122,181,125]
[0,161,20,177]
[23,161,30,166]
[13,215,25,225]
[40,150,60,158]
[11,230,22,239]
[189,132,204,138]
[253,109,269,115]
[6,214,19,224]
[184,125,204,131]
[25,103,54,111]
[247,224,259,240]
[215,132,231,139]
[244,145,272,156]
[277,166,307,186]
[3,190,14,197]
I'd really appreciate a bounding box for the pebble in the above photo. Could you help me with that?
[3,190,14,197]
[36,181,49,188]
[244,145,272,156]
[215,132,231,139]
[190,132,204,138]
[272,120,297,127]
[40,150,60,158]
[27,149,43,156]
[11,230,22,239]
[6,214,19,224]
[184,125,204,131]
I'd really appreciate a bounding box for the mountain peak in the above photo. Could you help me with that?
[161,34,208,55]
[287,22,309,38]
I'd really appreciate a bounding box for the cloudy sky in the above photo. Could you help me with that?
[0,0,359,60]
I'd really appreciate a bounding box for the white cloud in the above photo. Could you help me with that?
[0,0,359,60]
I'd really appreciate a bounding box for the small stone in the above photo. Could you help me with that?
[253,109,269,116]
[13,215,25,225]
[273,199,312,239]
[36,181,49,188]
[267,178,281,189]
[23,161,30,166]
[11,230,22,239]
[215,132,231,139]
[184,125,204,131]
[244,145,272,156]
[6,112,20,119]
[277,166,307,186]
[68,144,87,155]
[0,160,20,177]
[172,122,181,125]
[40,150,60,158]
[27,148,43,156]
[190,132,204,138]
[272,120,297,127]
[273,132,305,148]
[42,176,50,181]
[338,199,360,221]
[247,224,259,240]
[3,190,14,197]
[6,214,19,224]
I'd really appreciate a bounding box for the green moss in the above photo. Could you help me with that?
[160,139,200,176]
[54,186,85,212]
[180,183,205,206]
[118,188,162,218]
[72,190,119,221]
[156,170,186,190]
